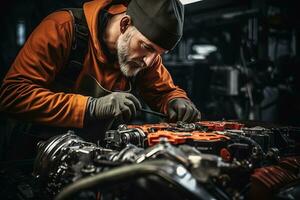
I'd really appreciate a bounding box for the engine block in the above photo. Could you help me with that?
[33,121,300,200]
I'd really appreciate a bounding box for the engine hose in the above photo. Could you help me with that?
[55,159,213,200]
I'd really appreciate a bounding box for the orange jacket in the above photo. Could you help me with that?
[0,0,189,128]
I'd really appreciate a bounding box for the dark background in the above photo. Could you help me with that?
[0,0,299,158]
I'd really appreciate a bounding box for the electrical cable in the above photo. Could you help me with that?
[55,159,213,200]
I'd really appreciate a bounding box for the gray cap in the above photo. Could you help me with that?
[127,0,184,50]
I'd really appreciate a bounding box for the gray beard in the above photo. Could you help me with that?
[119,62,143,77]
[117,31,144,77]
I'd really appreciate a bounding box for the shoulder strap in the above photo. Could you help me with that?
[56,2,130,89]
[58,8,89,88]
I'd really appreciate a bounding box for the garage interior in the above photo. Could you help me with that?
[0,0,299,199]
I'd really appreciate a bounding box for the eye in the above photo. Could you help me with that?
[141,43,155,52]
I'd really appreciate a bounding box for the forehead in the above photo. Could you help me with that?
[132,27,168,54]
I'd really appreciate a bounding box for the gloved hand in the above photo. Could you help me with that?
[167,98,201,123]
[87,92,142,123]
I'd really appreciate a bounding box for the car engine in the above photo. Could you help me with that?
[32,121,300,200]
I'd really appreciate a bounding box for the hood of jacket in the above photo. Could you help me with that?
[83,0,127,63]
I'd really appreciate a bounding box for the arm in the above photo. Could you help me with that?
[136,56,189,114]
[0,11,88,128]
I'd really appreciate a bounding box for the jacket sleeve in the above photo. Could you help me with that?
[136,56,190,114]
[0,11,88,128]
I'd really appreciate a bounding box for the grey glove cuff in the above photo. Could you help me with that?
[168,97,191,106]
[83,97,97,127]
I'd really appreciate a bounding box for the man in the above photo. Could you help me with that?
[0,0,201,145]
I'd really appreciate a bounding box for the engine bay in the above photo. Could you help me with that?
[1,121,300,200]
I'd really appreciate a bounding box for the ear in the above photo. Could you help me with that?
[120,15,131,34]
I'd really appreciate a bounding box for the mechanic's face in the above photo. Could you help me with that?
[117,26,166,77]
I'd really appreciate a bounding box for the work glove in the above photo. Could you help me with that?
[167,98,201,123]
[87,92,142,123]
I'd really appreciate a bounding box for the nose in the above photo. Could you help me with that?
[143,53,157,68]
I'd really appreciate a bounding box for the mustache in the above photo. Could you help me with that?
[127,60,147,69]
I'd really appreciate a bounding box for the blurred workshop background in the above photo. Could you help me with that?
[0,0,299,126]
[0,2,300,199]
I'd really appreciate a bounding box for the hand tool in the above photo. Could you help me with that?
[139,108,167,118]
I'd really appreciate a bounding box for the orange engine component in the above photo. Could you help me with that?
[250,156,300,199]
[196,121,244,131]
[146,130,230,146]
[128,122,230,146]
